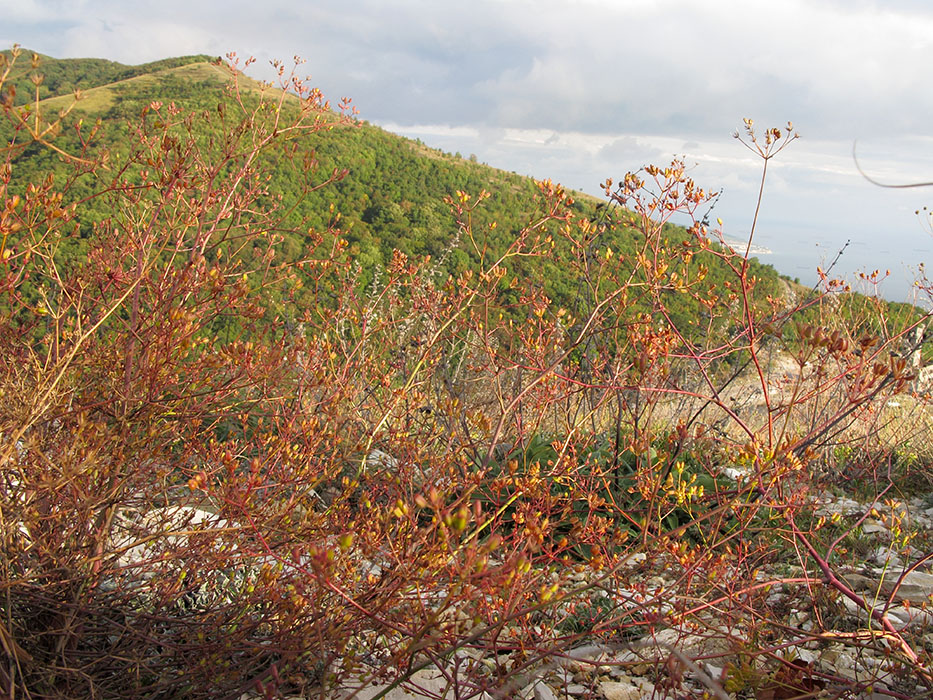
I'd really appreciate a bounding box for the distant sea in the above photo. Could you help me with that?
[747,230,931,307]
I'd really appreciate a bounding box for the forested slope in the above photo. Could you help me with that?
[1,49,787,333]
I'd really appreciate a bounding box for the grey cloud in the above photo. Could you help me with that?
[597,136,664,164]
[8,0,933,139]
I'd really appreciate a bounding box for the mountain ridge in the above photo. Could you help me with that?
[1,48,218,98]
[6,48,921,336]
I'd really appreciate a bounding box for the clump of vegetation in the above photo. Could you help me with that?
[1,45,932,698]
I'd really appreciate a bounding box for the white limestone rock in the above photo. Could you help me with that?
[528,680,558,700]
[878,570,933,605]
[599,680,642,700]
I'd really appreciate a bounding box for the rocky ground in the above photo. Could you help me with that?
[231,489,933,699]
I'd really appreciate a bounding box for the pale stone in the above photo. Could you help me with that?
[344,669,459,699]
[889,615,910,631]
[366,449,399,471]
[815,496,862,517]
[878,571,933,604]
[841,572,875,593]
[559,643,614,668]
[618,552,647,569]
[531,681,558,700]
[861,520,888,535]
[112,504,230,568]
[888,605,933,629]
[871,546,903,567]
[599,680,641,700]
[720,467,745,482]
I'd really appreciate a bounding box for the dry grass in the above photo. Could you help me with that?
[34,60,292,117]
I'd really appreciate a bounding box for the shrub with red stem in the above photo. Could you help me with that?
[1,46,932,698]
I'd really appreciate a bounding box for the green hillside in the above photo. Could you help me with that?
[0,49,790,337]
[2,49,926,356]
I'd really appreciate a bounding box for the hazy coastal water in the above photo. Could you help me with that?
[739,224,932,307]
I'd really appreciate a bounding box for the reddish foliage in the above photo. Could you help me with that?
[0,48,931,698]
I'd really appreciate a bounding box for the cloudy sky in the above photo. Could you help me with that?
[4,0,933,301]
